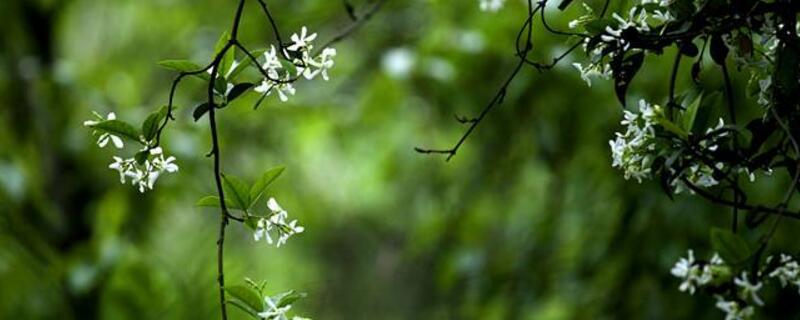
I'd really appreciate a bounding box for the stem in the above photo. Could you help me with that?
[212,2,247,319]
[209,60,231,320]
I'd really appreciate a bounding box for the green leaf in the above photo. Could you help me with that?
[134,150,149,165]
[612,52,645,107]
[214,31,235,79]
[280,60,299,78]
[158,59,203,73]
[195,195,241,210]
[244,215,260,230]
[193,102,214,122]
[249,166,285,207]
[681,93,703,133]
[228,48,265,79]
[87,119,141,143]
[226,299,258,317]
[710,227,751,265]
[141,106,168,142]
[583,18,614,35]
[557,0,574,11]
[225,285,263,314]
[222,174,251,210]
[227,83,255,103]
[273,290,307,308]
[657,118,689,139]
[214,76,229,98]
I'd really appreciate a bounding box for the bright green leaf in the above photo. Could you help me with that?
[214,31,235,78]
[158,60,204,75]
[87,119,141,143]
[226,299,258,317]
[222,174,250,210]
[249,166,285,207]
[274,290,306,308]
[195,195,241,210]
[229,48,265,79]
[225,285,263,315]
[141,106,168,142]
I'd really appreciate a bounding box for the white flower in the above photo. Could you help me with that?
[734,271,764,306]
[769,254,800,288]
[207,61,239,96]
[299,47,337,81]
[253,197,305,247]
[715,296,755,320]
[84,112,124,149]
[257,296,292,319]
[286,26,317,52]
[651,10,673,22]
[672,250,705,294]
[572,63,611,87]
[262,45,283,71]
[109,156,131,183]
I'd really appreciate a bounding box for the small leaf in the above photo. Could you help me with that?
[196,195,241,210]
[222,174,251,210]
[583,18,614,35]
[141,106,168,142]
[273,290,307,308]
[87,119,141,143]
[657,118,689,139]
[193,103,214,122]
[225,285,263,314]
[226,299,258,317]
[557,0,574,11]
[227,83,255,103]
[710,34,729,65]
[711,227,751,265]
[228,49,265,79]
[158,59,203,73]
[280,60,299,78]
[681,93,703,132]
[134,150,149,165]
[249,166,285,207]
[612,52,645,107]
[691,61,702,83]
[214,31,235,79]
[244,215,260,230]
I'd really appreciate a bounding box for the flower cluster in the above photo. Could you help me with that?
[671,251,800,319]
[84,111,179,193]
[253,197,305,247]
[108,147,179,193]
[609,100,660,183]
[254,26,337,102]
[258,295,309,320]
[768,254,800,292]
[670,250,726,295]
[639,0,674,22]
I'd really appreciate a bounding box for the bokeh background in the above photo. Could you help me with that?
[2,0,799,319]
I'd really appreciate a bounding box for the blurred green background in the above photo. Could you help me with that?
[2,0,799,319]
